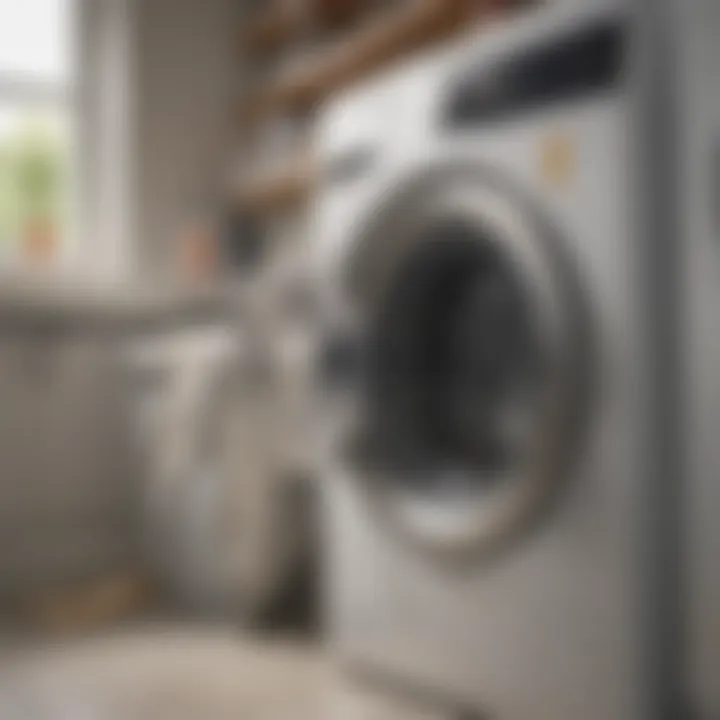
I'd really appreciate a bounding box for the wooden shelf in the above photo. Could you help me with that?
[239,0,370,57]
[236,154,318,212]
[239,0,501,125]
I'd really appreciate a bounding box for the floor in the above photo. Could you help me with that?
[0,624,331,720]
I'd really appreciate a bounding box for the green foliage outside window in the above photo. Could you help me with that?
[0,116,69,249]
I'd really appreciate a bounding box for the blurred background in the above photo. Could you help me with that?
[0,0,716,718]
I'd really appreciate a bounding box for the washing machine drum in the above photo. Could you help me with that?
[332,166,590,556]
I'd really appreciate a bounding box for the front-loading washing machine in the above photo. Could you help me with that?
[315,1,719,718]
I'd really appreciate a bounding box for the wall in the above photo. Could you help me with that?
[135,0,239,279]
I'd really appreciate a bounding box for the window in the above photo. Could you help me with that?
[0,0,76,268]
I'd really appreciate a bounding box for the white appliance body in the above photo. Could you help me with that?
[315,1,718,718]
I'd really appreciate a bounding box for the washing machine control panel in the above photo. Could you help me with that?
[442,16,625,129]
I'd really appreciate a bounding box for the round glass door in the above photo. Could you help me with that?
[339,165,590,556]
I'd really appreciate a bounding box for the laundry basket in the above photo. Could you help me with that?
[126,290,316,625]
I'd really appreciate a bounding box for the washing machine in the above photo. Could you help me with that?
[315,0,718,718]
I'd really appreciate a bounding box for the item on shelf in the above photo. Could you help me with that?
[240,0,308,56]
[177,219,220,285]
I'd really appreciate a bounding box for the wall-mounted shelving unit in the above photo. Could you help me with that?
[235,0,521,216]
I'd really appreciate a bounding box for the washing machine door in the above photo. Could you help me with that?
[327,164,591,558]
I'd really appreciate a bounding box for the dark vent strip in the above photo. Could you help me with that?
[444,18,626,127]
